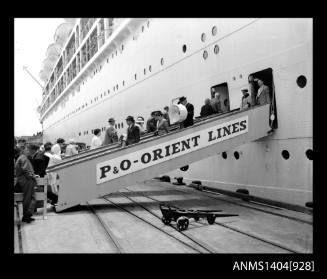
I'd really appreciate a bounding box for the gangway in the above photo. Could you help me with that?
[47,104,273,212]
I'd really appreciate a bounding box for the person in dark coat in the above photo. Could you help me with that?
[256,78,271,105]
[146,112,157,133]
[15,145,37,223]
[122,116,140,147]
[179,96,194,128]
[200,98,214,117]
[248,75,257,106]
[163,106,170,126]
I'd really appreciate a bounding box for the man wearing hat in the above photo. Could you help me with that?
[240,88,252,110]
[179,96,194,128]
[154,111,169,135]
[103,117,118,145]
[146,111,158,133]
[65,139,78,156]
[122,116,140,147]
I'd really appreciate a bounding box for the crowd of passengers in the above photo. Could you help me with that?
[14,77,271,223]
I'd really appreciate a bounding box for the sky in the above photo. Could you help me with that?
[14,18,64,137]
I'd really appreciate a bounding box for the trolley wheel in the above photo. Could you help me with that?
[162,216,171,225]
[177,217,189,231]
[207,215,216,225]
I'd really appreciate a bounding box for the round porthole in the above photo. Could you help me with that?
[201,33,206,42]
[182,44,187,53]
[214,45,219,54]
[234,151,240,160]
[222,152,227,159]
[297,75,307,88]
[306,149,313,160]
[212,26,217,36]
[161,58,164,65]
[149,65,152,72]
[180,165,189,171]
[203,50,208,59]
[281,150,290,160]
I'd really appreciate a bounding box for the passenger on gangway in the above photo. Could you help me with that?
[163,106,170,126]
[65,139,78,156]
[200,98,214,117]
[15,145,37,223]
[90,129,102,149]
[154,111,169,135]
[210,92,222,114]
[179,96,194,128]
[240,88,252,110]
[51,138,65,157]
[121,116,141,147]
[15,138,27,162]
[248,75,257,106]
[135,116,146,135]
[102,117,118,145]
[256,78,271,105]
[146,112,158,133]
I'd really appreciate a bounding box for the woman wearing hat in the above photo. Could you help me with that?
[103,117,118,145]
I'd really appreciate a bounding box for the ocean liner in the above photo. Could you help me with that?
[38,18,312,207]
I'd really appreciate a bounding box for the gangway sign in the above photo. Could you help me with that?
[47,104,272,212]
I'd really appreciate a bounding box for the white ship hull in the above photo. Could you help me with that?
[40,18,312,207]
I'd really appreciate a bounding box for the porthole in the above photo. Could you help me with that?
[135,74,137,80]
[306,149,313,160]
[234,151,240,160]
[149,65,152,72]
[222,152,227,159]
[161,58,164,65]
[142,26,144,32]
[115,124,117,129]
[107,58,109,63]
[203,50,208,60]
[297,75,307,88]
[113,86,115,91]
[123,80,125,86]
[118,123,120,129]
[121,122,124,128]
[214,45,219,54]
[201,33,206,42]
[116,84,118,90]
[239,74,243,79]
[281,150,290,160]
[180,165,189,172]
[101,94,102,98]
[232,76,236,81]
[212,26,217,36]
[144,68,146,75]
[121,44,124,51]
[182,44,187,53]
[108,89,110,94]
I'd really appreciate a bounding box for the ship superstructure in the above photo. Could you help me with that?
[38,18,312,207]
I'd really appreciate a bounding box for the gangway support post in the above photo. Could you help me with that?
[48,104,272,212]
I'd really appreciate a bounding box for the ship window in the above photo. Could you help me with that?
[201,33,206,42]
[182,45,187,53]
[144,68,146,75]
[234,151,240,160]
[135,74,137,80]
[122,44,124,51]
[107,58,109,63]
[108,89,110,94]
[180,165,189,172]
[281,150,290,160]
[101,94,102,98]
[121,122,124,128]
[239,74,243,79]
[203,50,208,59]
[297,75,307,88]
[222,152,227,159]
[115,124,117,129]
[306,149,313,160]
[79,132,81,136]
[214,45,219,54]
[161,58,164,66]
[113,86,115,91]
[149,65,152,72]
[118,123,121,129]
[212,26,217,36]
[142,26,144,32]
[116,84,118,90]
[123,80,125,86]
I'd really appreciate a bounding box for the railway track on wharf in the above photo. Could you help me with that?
[122,188,303,253]
[101,195,215,253]
[86,202,125,253]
